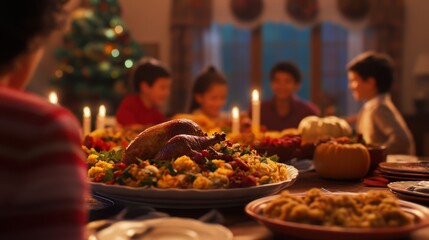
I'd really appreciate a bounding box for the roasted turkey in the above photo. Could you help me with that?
[154,132,226,161]
[121,119,205,165]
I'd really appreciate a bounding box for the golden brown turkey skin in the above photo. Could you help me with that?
[154,132,226,161]
[122,119,204,165]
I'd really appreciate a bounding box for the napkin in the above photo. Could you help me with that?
[363,176,389,187]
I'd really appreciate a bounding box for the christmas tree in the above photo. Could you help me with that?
[51,0,143,118]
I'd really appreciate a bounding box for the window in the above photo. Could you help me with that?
[208,21,364,116]
[320,22,348,116]
[261,22,311,101]
[214,23,252,110]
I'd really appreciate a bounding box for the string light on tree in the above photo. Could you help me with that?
[124,59,133,68]
[114,25,123,34]
[105,29,115,39]
[99,61,111,71]
[54,70,63,78]
[111,49,120,57]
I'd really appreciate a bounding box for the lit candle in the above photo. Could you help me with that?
[96,105,106,130]
[48,91,58,105]
[83,106,91,136]
[232,106,240,134]
[251,89,260,135]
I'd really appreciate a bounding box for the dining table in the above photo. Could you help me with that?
[89,171,429,240]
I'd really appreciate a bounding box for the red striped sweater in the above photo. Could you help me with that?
[0,85,88,240]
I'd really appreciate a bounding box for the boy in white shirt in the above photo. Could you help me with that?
[347,51,415,155]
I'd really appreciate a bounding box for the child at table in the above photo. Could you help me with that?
[260,61,320,131]
[174,66,228,133]
[190,66,228,120]
[116,58,172,128]
[0,1,87,239]
[347,51,415,155]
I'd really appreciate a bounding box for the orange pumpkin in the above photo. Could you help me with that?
[313,142,370,180]
[298,116,352,143]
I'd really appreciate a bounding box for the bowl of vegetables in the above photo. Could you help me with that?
[253,135,303,163]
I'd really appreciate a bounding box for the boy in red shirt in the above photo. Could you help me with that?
[116,59,171,128]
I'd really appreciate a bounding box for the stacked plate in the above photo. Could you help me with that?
[386,154,419,163]
[388,181,429,204]
[376,161,429,181]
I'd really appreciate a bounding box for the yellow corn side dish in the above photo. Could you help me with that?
[87,148,290,189]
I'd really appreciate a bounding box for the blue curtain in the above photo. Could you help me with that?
[261,22,312,101]
[211,21,354,116]
[320,22,348,116]
[215,23,251,110]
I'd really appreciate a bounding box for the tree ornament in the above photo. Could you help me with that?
[103,43,115,54]
[231,0,263,22]
[54,70,64,79]
[337,0,370,21]
[286,0,319,23]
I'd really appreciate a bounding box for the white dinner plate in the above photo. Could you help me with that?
[379,162,429,174]
[388,181,429,198]
[91,165,298,209]
[96,217,233,240]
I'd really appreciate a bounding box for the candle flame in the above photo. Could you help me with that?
[83,106,91,117]
[232,106,239,119]
[252,89,259,101]
[49,91,58,104]
[98,105,106,117]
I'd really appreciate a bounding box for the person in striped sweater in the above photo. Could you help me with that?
[0,1,88,239]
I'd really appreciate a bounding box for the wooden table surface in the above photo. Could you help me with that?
[90,171,429,240]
